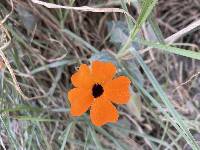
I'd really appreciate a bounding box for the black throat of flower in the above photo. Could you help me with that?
[92,84,104,98]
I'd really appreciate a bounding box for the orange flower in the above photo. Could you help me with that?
[68,61,131,126]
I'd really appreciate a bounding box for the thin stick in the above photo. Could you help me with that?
[31,0,135,22]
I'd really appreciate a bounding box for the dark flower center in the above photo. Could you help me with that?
[92,84,104,98]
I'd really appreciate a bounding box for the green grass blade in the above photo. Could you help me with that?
[0,116,19,149]
[135,39,200,60]
[119,0,158,54]
[148,13,165,43]
[89,126,103,150]
[61,29,99,53]
[30,60,77,75]
[13,116,59,122]
[60,122,74,150]
[95,127,126,150]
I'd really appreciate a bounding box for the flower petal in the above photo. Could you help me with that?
[68,88,93,116]
[90,97,119,126]
[91,61,116,84]
[71,64,94,88]
[104,76,131,104]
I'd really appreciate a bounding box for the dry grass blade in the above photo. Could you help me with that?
[31,0,135,21]
[165,19,200,43]
[174,71,200,92]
